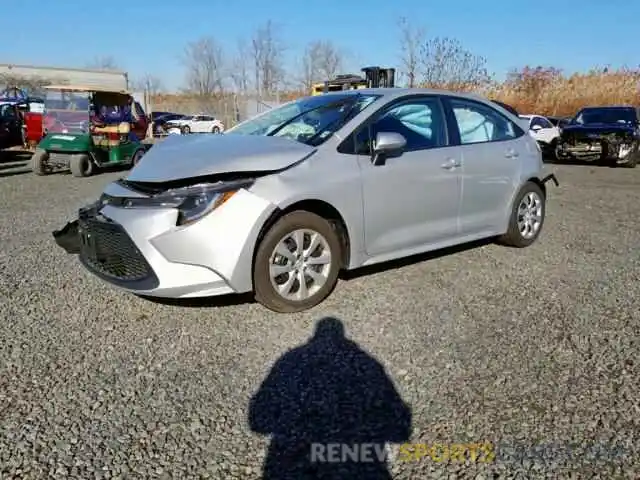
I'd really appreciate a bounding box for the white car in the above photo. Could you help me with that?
[519,114,560,156]
[166,114,225,134]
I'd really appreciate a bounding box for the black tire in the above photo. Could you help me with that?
[69,153,94,177]
[131,148,145,167]
[212,126,220,134]
[497,181,546,248]
[31,148,49,176]
[545,138,558,163]
[182,125,190,134]
[621,153,638,168]
[253,211,343,313]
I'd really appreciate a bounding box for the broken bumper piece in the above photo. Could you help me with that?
[541,173,559,187]
[52,220,81,254]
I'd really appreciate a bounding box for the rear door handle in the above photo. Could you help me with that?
[440,158,461,170]
[505,149,519,159]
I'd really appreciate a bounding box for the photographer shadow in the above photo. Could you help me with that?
[249,317,412,479]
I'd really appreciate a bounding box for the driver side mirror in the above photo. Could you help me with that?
[530,124,542,131]
[372,131,407,166]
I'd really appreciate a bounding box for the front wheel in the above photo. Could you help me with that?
[31,148,49,176]
[497,182,546,248]
[69,153,95,177]
[211,126,220,134]
[181,125,190,134]
[131,148,145,167]
[253,211,343,313]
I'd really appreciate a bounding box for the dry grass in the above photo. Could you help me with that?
[488,67,640,116]
[148,67,640,123]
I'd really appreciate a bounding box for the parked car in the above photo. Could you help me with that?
[52,88,558,313]
[165,114,225,134]
[151,111,178,121]
[519,114,561,158]
[0,102,23,149]
[556,105,639,168]
[153,113,187,136]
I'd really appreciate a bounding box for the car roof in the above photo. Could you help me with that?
[44,85,130,94]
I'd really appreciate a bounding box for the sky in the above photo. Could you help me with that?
[2,0,637,91]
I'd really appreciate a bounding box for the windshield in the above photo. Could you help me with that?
[572,108,637,125]
[226,93,380,146]
[44,90,91,134]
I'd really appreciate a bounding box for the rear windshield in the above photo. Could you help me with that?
[572,108,637,125]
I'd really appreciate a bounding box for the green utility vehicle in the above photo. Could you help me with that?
[31,85,150,177]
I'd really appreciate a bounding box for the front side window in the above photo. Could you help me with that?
[450,99,519,145]
[354,97,447,154]
[530,117,546,129]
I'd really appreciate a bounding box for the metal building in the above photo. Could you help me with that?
[0,63,129,91]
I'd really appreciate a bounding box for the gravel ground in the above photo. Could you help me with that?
[0,150,638,479]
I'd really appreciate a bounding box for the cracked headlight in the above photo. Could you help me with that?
[103,179,254,226]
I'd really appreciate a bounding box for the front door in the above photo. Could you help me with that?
[356,96,462,257]
[444,97,525,235]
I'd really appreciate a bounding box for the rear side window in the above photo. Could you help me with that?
[448,98,523,145]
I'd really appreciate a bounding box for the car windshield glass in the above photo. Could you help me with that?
[43,90,91,134]
[572,108,636,125]
[226,93,380,146]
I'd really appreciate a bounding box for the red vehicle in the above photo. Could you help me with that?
[0,87,45,150]
[22,111,43,149]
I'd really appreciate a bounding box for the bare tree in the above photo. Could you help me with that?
[0,74,54,95]
[251,20,285,96]
[299,41,323,91]
[230,39,250,93]
[397,17,425,88]
[315,41,343,80]
[419,37,491,91]
[134,74,164,95]
[87,56,120,70]
[298,40,344,92]
[182,37,226,97]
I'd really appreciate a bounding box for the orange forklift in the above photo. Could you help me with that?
[311,66,396,95]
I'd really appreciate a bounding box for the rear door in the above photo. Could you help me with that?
[352,95,463,256]
[442,96,525,235]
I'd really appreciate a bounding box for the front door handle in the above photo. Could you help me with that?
[440,158,461,170]
[505,149,519,159]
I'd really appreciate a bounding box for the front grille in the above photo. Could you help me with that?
[78,216,154,283]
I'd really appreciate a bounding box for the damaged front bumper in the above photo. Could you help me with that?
[51,188,276,299]
[52,219,81,254]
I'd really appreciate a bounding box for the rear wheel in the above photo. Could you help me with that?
[253,211,342,313]
[182,125,191,134]
[31,148,49,176]
[69,153,94,177]
[497,182,546,248]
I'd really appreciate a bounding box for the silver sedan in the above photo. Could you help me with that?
[54,88,559,313]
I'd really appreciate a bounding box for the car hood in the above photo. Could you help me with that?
[127,133,317,183]
[561,124,635,136]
